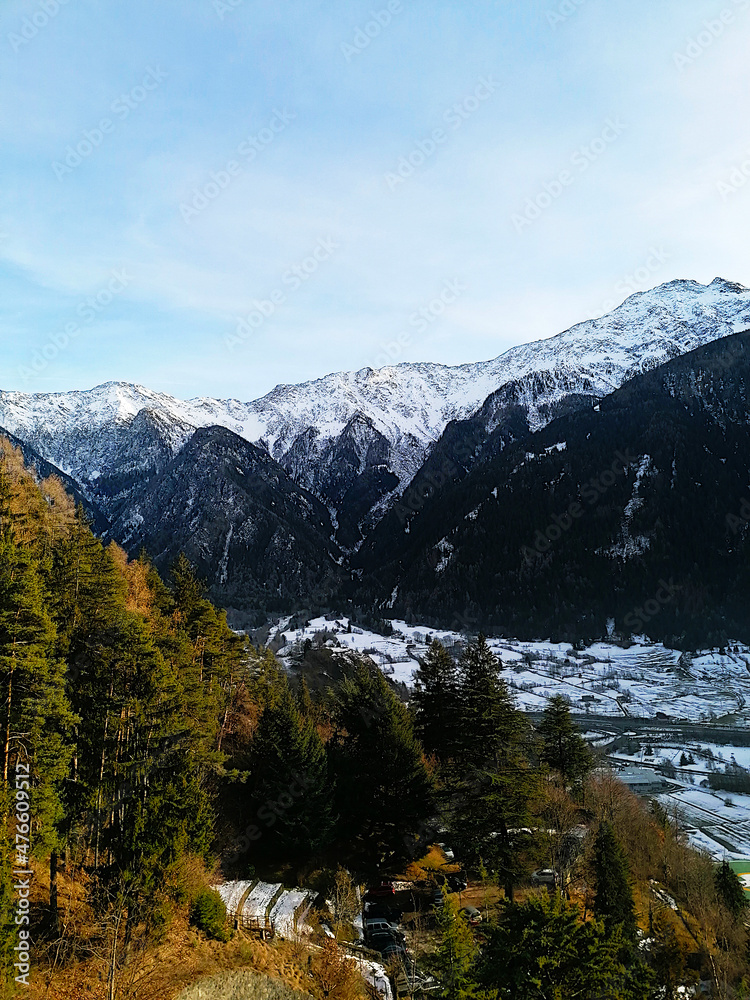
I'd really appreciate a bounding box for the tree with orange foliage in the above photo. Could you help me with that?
[309,937,365,1000]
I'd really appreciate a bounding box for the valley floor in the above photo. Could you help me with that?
[273,615,750,864]
[275,616,750,723]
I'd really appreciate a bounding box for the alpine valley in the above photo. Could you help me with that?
[3,276,750,642]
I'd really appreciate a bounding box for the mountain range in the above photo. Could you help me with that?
[354,329,750,647]
[1,276,750,637]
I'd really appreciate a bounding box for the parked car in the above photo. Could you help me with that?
[445,874,468,892]
[365,918,404,942]
[459,906,482,926]
[431,872,468,892]
[369,930,409,958]
[530,868,557,886]
[381,942,409,964]
[437,842,455,862]
[365,879,396,900]
[364,900,400,921]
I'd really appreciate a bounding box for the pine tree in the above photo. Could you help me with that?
[478,892,625,1000]
[449,636,537,898]
[715,859,748,920]
[0,537,75,858]
[457,635,511,764]
[593,822,637,941]
[330,663,434,867]
[538,694,595,784]
[170,552,207,622]
[247,683,333,859]
[432,888,477,1000]
[412,640,461,761]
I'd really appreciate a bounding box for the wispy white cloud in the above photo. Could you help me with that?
[0,0,749,398]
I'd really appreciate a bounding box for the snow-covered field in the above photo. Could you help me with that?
[274,616,750,723]
[658,786,750,859]
[597,736,750,858]
[273,615,750,863]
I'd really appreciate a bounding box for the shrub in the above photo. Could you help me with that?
[190,889,229,942]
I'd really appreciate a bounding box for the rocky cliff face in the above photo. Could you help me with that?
[107,425,343,623]
[0,277,749,623]
[353,330,750,646]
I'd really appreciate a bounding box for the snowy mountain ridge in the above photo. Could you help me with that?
[0,277,748,531]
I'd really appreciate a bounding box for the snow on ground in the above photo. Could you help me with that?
[347,955,393,1000]
[610,741,750,773]
[654,784,750,859]
[273,615,750,862]
[273,616,750,722]
[215,880,316,938]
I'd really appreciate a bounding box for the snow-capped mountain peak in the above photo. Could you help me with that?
[1,277,748,536]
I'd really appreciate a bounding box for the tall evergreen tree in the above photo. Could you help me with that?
[412,640,461,761]
[715,859,749,920]
[477,892,626,1000]
[457,635,511,764]
[0,537,75,856]
[593,822,637,941]
[330,663,434,867]
[246,682,333,859]
[449,636,537,899]
[432,888,477,1000]
[538,694,595,784]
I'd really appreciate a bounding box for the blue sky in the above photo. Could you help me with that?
[1,0,749,400]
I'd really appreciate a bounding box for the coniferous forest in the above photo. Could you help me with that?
[1,438,750,998]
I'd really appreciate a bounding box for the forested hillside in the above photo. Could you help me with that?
[0,435,255,995]
[356,331,750,646]
[0,437,436,995]
[2,438,750,999]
